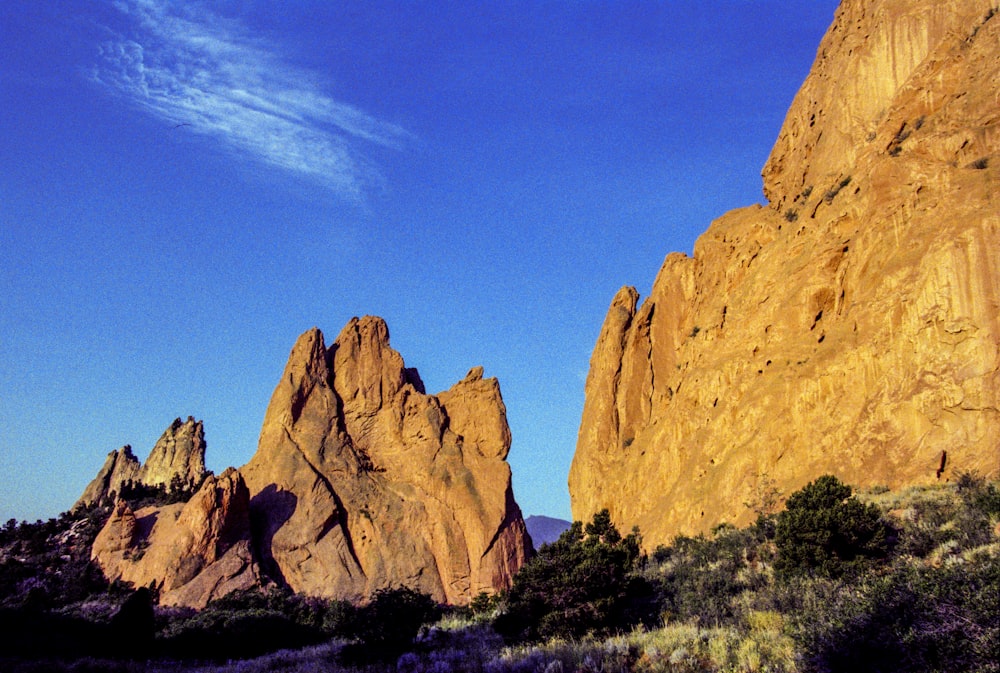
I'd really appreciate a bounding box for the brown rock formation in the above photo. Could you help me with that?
[86,316,531,608]
[570,0,1000,545]
[138,417,208,490]
[241,318,531,605]
[75,445,141,509]
[91,468,259,608]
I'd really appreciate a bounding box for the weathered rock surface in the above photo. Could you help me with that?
[75,445,141,509]
[570,0,1000,545]
[75,417,209,509]
[138,417,208,490]
[241,318,531,605]
[91,468,259,608]
[85,317,530,607]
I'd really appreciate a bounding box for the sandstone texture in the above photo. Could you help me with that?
[138,417,208,490]
[85,317,530,607]
[91,468,259,608]
[570,0,1000,545]
[241,318,531,605]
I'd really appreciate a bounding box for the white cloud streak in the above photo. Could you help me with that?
[93,0,408,199]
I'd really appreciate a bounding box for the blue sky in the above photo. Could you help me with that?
[0,1,839,524]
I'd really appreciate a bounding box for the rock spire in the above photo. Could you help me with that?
[84,317,531,607]
[75,417,209,509]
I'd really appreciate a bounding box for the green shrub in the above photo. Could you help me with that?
[495,510,654,642]
[339,586,442,663]
[774,475,892,578]
[156,587,352,661]
[794,549,999,673]
[0,505,112,611]
[650,524,769,626]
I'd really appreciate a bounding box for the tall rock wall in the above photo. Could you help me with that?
[241,318,531,605]
[569,0,1000,545]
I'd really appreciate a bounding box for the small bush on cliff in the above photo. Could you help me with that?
[774,474,892,578]
[116,475,202,509]
[495,509,654,642]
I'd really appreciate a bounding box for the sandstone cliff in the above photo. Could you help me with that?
[241,318,531,605]
[570,0,1000,544]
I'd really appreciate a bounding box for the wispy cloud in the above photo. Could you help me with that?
[92,0,408,199]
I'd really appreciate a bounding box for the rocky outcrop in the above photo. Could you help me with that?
[91,468,259,608]
[85,317,531,608]
[75,417,209,509]
[241,318,531,605]
[570,0,1000,545]
[138,417,208,490]
[75,445,141,509]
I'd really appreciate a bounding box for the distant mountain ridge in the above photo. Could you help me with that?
[525,515,571,548]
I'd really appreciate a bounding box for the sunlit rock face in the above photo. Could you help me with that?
[85,317,531,608]
[241,318,532,606]
[91,468,259,608]
[75,417,209,509]
[138,417,208,490]
[570,0,1000,546]
[75,445,141,509]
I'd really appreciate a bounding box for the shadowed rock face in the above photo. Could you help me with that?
[570,0,1000,545]
[241,318,531,605]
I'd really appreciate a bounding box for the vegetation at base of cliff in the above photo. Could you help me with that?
[773,474,892,578]
[0,503,115,612]
[1,474,997,673]
[495,509,654,642]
